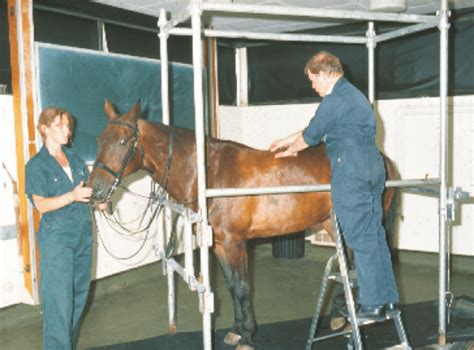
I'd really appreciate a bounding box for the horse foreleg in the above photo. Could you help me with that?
[214,237,256,349]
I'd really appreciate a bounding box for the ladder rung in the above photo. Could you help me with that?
[328,270,358,286]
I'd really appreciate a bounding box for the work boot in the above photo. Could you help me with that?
[341,304,386,322]
[356,305,386,322]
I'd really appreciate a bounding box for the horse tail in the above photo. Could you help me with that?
[382,153,400,240]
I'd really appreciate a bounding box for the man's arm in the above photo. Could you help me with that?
[269,130,309,158]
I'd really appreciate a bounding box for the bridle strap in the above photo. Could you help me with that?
[94,120,141,201]
[94,120,174,202]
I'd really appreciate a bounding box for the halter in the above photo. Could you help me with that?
[94,120,142,202]
[94,120,174,203]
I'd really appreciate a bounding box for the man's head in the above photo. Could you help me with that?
[304,51,344,97]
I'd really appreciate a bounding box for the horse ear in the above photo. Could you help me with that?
[129,99,141,121]
[104,99,119,120]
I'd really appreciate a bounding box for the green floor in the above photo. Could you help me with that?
[1,242,473,350]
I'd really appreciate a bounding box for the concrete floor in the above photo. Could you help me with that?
[1,241,473,350]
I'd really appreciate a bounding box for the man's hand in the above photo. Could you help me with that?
[269,130,308,159]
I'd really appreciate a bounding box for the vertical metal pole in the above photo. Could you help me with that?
[159,9,170,127]
[158,10,171,277]
[191,1,213,349]
[158,8,176,334]
[184,215,195,289]
[97,20,108,53]
[438,0,450,346]
[366,22,376,105]
[236,47,248,106]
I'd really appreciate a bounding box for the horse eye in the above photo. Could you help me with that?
[119,139,128,146]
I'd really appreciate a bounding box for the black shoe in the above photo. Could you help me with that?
[356,305,386,322]
[340,304,386,322]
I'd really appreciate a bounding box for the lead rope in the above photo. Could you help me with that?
[91,126,176,260]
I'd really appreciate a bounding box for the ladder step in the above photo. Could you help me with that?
[328,270,358,286]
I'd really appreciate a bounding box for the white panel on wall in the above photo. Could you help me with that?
[0,95,25,308]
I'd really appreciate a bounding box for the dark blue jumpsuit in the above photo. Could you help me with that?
[303,77,399,306]
[26,146,92,350]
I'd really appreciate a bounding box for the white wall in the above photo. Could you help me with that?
[0,96,29,308]
[218,95,474,256]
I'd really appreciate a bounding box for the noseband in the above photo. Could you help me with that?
[94,120,142,202]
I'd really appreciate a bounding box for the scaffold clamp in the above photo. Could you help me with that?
[447,186,470,223]
[197,222,213,247]
[199,291,215,314]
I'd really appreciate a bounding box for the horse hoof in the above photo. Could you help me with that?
[223,331,241,346]
[236,344,255,350]
[330,316,346,331]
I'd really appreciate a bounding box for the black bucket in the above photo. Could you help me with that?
[272,231,305,259]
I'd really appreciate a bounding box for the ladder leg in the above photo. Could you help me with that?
[392,311,411,349]
[331,211,364,350]
[305,253,338,350]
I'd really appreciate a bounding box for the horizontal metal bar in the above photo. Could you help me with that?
[161,199,189,217]
[202,3,438,24]
[375,22,438,43]
[160,252,206,293]
[313,329,351,341]
[170,27,366,44]
[206,178,441,198]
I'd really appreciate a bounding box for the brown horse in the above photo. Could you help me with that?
[89,100,398,350]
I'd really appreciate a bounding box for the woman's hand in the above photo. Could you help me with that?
[70,181,93,203]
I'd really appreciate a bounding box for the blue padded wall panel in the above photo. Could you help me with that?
[36,43,203,162]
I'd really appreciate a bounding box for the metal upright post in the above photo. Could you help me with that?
[158,8,176,334]
[191,1,214,349]
[437,0,450,346]
[366,22,376,105]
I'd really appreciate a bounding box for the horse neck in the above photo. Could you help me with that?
[139,121,197,206]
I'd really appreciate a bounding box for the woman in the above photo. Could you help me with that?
[25,107,98,349]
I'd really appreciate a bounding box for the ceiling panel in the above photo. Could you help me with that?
[91,0,473,33]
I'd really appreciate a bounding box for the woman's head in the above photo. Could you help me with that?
[37,107,74,144]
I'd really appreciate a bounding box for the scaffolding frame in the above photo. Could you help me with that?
[158,1,452,348]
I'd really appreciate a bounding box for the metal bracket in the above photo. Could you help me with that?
[197,222,213,247]
[365,27,376,49]
[447,186,470,223]
[186,208,203,224]
[199,291,215,314]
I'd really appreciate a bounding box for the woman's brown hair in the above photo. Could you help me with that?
[37,107,74,140]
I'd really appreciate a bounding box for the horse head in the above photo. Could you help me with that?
[89,99,144,203]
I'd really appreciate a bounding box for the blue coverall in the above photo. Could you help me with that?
[26,146,92,350]
[303,77,399,307]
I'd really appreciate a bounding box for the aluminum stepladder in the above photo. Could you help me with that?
[306,209,411,350]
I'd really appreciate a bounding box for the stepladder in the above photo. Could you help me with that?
[306,209,411,350]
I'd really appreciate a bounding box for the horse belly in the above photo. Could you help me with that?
[210,193,331,240]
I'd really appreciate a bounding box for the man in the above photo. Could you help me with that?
[270,51,399,321]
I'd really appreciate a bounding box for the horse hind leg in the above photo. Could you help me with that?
[214,238,256,349]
